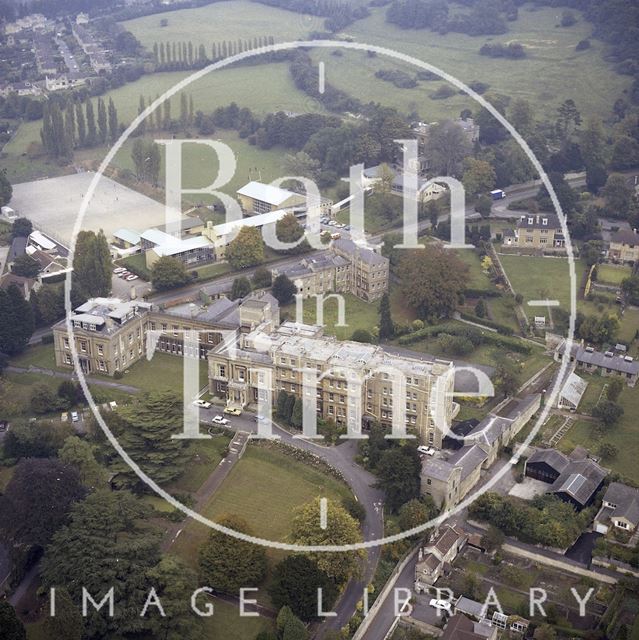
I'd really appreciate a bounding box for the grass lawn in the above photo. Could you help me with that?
[170,444,352,571]
[558,383,639,482]
[596,263,632,286]
[499,254,586,321]
[454,249,494,291]
[167,436,232,494]
[486,295,520,332]
[10,342,58,370]
[122,0,323,51]
[200,598,275,639]
[339,5,629,123]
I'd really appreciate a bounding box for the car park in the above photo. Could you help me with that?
[193,399,212,409]
[118,271,130,278]
[212,415,230,425]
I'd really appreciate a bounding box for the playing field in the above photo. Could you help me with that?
[9,172,165,247]
[122,0,323,50]
[322,5,630,122]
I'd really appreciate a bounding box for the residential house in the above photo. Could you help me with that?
[7,236,27,269]
[525,447,608,510]
[441,614,497,640]
[25,246,68,280]
[208,321,455,444]
[594,482,639,534]
[0,273,40,299]
[414,525,467,592]
[511,213,565,251]
[608,229,639,263]
[412,117,480,149]
[45,74,86,92]
[557,340,639,387]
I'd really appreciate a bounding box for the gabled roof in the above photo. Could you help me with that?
[559,372,588,408]
[527,448,570,473]
[610,230,639,246]
[516,213,561,230]
[153,235,212,257]
[550,457,608,506]
[140,228,174,246]
[332,237,388,266]
[447,444,488,481]
[603,482,639,527]
[237,181,301,206]
[112,228,141,245]
[574,347,639,376]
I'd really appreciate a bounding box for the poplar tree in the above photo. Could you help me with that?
[159,41,165,65]
[152,42,158,64]
[97,97,107,144]
[108,98,118,141]
[163,97,171,129]
[179,92,188,130]
[137,95,146,136]
[64,104,75,150]
[75,102,86,147]
[85,100,97,146]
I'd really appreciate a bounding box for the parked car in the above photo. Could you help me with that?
[223,406,242,416]
[417,445,435,456]
[113,267,127,274]
[109,401,118,410]
[118,271,130,278]
[70,411,79,423]
[61,412,68,422]
[126,274,139,281]
[327,220,337,226]
[330,232,341,240]
[193,399,212,409]
[429,599,452,613]
[212,415,230,425]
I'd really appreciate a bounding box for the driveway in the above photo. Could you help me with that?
[565,532,601,567]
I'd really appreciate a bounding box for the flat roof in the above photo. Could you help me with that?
[153,235,212,257]
[237,181,302,206]
[112,228,141,245]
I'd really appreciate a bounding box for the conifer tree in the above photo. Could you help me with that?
[179,93,188,131]
[85,100,97,146]
[75,102,86,147]
[137,95,146,136]
[64,104,75,150]
[108,98,118,141]
[97,97,107,144]
[159,41,165,66]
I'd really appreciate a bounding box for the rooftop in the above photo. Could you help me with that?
[610,229,639,246]
[602,482,639,527]
[237,181,302,206]
[516,213,561,230]
[152,235,212,257]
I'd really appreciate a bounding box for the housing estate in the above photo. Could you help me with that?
[524,446,608,510]
[594,482,639,534]
[608,229,639,263]
[207,321,455,444]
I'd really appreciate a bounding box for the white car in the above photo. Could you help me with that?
[417,445,435,456]
[212,415,230,425]
[193,399,212,409]
[327,219,337,226]
[126,274,139,281]
[429,599,452,613]
[70,411,79,423]
[113,267,127,274]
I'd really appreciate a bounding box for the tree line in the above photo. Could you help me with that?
[40,97,119,161]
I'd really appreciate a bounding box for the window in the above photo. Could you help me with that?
[80,340,87,353]
[426,478,431,485]
[63,337,70,349]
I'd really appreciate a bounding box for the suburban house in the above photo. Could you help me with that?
[525,447,608,510]
[510,213,565,251]
[25,246,68,280]
[557,372,588,411]
[208,321,455,444]
[414,525,467,592]
[236,181,307,215]
[556,340,639,387]
[0,273,41,299]
[608,229,639,263]
[594,482,639,534]
[440,614,497,640]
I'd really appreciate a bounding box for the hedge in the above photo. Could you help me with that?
[459,312,515,335]
[463,288,501,298]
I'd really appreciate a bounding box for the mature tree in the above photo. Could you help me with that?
[272,274,298,305]
[131,138,161,184]
[607,378,624,403]
[230,276,252,300]
[282,152,320,181]
[106,392,191,489]
[73,230,112,300]
[398,498,435,534]
[0,458,85,548]
[269,555,337,621]
[30,283,66,326]
[509,98,534,136]
[144,556,201,640]
[0,602,26,640]
[291,498,363,585]
[580,118,605,168]
[598,442,618,461]
[226,226,264,270]
[610,135,639,171]
[85,99,97,146]
[622,275,639,306]
[378,292,394,340]
[475,194,492,218]
[59,436,107,489]
[275,212,309,254]
[107,98,118,142]
[290,396,303,429]
[11,254,40,278]
[425,120,471,177]
[199,514,267,594]
[462,158,496,197]
[2,419,70,459]
[376,446,422,512]
[151,256,191,291]
[534,624,557,640]
[0,167,12,206]
[555,99,581,140]
[399,246,468,321]
[41,491,160,640]
[11,217,32,238]
[252,266,272,289]
[602,174,634,218]
[0,284,35,355]
[42,588,83,640]
[31,383,66,414]
[276,606,309,640]
[97,98,107,144]
[75,102,86,147]
[493,355,520,397]
[592,400,624,427]
[351,328,373,343]
[480,525,505,552]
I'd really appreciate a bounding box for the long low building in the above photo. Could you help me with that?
[557,340,639,386]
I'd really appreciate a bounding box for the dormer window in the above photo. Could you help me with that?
[527,217,534,225]
[542,218,548,226]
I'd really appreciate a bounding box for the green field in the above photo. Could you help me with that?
[334,5,630,122]
[168,436,232,494]
[123,0,323,50]
[596,263,632,286]
[170,444,352,568]
[558,382,639,482]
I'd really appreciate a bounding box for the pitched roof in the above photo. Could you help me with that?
[550,458,608,506]
[237,181,301,206]
[0,272,37,295]
[527,448,570,473]
[447,444,488,481]
[442,614,491,640]
[574,347,639,376]
[516,213,561,230]
[332,237,388,266]
[112,228,141,245]
[8,236,27,262]
[610,229,639,246]
[559,372,588,408]
[152,235,212,257]
[603,482,639,527]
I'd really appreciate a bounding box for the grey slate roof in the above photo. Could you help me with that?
[550,458,608,506]
[603,482,639,527]
[421,457,457,482]
[527,448,570,473]
[448,444,488,481]
[575,347,639,376]
[516,213,561,230]
[610,229,639,246]
[332,237,388,266]
[8,236,27,262]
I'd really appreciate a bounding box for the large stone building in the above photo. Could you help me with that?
[502,213,565,251]
[332,238,390,301]
[53,293,279,376]
[207,321,455,445]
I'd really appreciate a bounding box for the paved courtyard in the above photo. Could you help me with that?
[10,172,165,247]
[508,477,549,500]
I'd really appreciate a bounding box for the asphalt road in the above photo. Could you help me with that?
[198,406,385,637]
